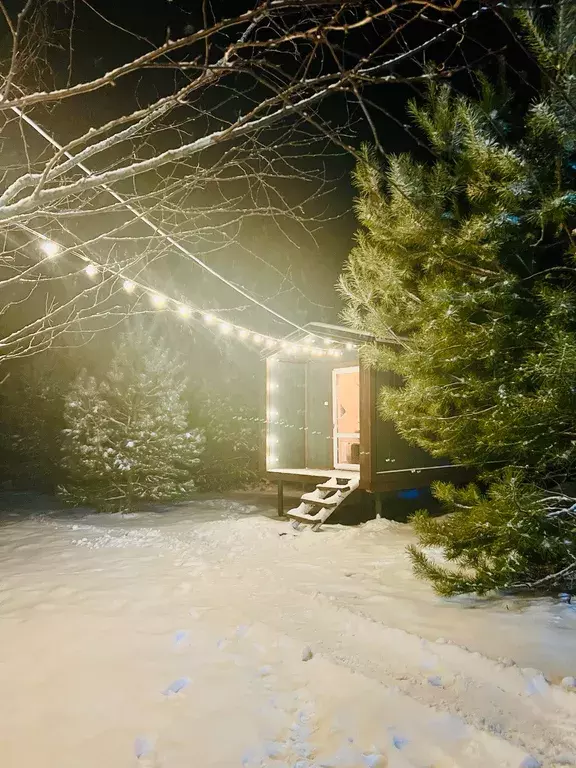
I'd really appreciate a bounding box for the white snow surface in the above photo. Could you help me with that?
[0,493,575,768]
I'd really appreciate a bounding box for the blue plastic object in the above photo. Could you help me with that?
[397,489,419,500]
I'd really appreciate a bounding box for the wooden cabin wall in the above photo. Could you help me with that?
[273,360,306,468]
[374,369,447,473]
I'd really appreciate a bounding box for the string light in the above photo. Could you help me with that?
[41,235,355,355]
[150,293,166,308]
[40,239,60,258]
[84,263,98,278]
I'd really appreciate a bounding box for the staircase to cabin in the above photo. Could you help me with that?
[286,473,360,532]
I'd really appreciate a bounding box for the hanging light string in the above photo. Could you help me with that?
[10,105,313,336]
[30,229,355,356]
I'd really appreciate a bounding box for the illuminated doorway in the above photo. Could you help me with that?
[332,366,360,469]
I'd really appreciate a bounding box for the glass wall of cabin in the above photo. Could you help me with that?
[265,352,359,471]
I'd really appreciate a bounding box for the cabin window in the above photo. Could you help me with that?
[332,366,360,469]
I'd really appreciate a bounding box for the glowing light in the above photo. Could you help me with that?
[84,263,98,277]
[345,342,355,350]
[268,455,278,465]
[324,338,333,346]
[267,381,278,392]
[281,341,290,350]
[219,322,232,334]
[238,328,249,339]
[178,304,191,318]
[203,313,216,324]
[288,345,297,354]
[268,409,278,420]
[150,293,167,308]
[40,239,60,258]
[123,280,135,293]
[305,335,316,344]
[253,334,263,344]
[265,338,275,348]
[267,436,279,446]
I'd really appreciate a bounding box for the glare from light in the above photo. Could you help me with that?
[84,263,98,278]
[178,304,191,318]
[238,328,249,339]
[265,338,275,348]
[268,408,278,420]
[40,239,60,258]
[253,334,263,344]
[203,313,215,324]
[268,455,278,465]
[324,338,333,346]
[219,322,232,334]
[150,293,166,308]
[346,342,355,350]
[123,280,135,293]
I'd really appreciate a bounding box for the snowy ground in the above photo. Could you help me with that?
[0,493,575,768]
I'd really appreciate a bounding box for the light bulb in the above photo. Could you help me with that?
[203,313,215,324]
[178,304,191,318]
[40,239,60,258]
[123,280,135,293]
[238,328,249,339]
[84,263,98,277]
[150,293,166,308]
[219,322,232,334]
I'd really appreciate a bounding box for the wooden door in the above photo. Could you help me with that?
[332,366,360,469]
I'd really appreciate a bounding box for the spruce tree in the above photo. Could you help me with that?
[60,329,204,512]
[340,4,576,594]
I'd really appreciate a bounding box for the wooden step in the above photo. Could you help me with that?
[316,481,351,492]
[287,509,324,523]
[300,492,340,508]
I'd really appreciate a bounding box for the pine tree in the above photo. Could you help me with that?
[340,3,576,594]
[60,329,204,512]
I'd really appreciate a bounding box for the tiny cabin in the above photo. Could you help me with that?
[263,322,469,524]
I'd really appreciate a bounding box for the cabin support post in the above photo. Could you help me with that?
[277,479,285,517]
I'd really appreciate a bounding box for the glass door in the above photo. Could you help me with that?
[332,366,360,469]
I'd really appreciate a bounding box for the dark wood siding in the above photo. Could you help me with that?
[374,369,447,473]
